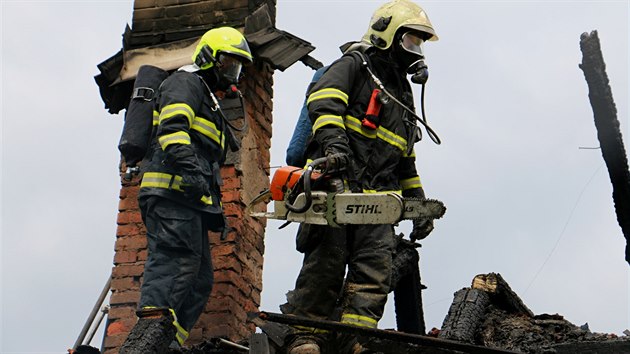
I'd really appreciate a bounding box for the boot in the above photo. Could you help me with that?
[286,334,322,354]
[119,308,176,354]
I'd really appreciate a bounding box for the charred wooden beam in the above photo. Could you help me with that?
[471,273,533,317]
[391,238,426,335]
[439,288,490,343]
[254,311,520,354]
[579,30,630,265]
[551,340,630,354]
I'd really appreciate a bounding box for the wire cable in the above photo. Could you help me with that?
[523,162,605,295]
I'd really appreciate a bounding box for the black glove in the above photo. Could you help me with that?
[164,144,202,174]
[410,218,434,241]
[324,144,351,174]
[181,173,210,202]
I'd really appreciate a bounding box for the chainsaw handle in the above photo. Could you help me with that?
[284,156,338,213]
[285,166,313,213]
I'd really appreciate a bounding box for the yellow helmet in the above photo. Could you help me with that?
[363,0,438,50]
[192,27,253,70]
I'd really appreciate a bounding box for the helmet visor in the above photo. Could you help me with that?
[400,32,425,57]
[217,53,243,84]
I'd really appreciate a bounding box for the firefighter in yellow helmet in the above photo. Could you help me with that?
[120,27,252,354]
[281,1,438,353]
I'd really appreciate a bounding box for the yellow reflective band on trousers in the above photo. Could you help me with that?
[191,116,225,149]
[344,116,408,152]
[159,103,195,127]
[153,110,159,126]
[400,176,422,190]
[141,172,213,205]
[307,88,349,106]
[169,309,189,346]
[341,314,378,328]
[159,131,191,150]
[312,115,345,133]
[140,307,190,345]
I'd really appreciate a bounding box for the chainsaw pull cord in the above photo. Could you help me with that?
[355,52,441,145]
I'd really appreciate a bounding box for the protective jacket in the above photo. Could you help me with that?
[139,70,226,221]
[282,48,426,332]
[305,49,424,197]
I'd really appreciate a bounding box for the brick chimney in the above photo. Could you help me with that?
[101,1,275,352]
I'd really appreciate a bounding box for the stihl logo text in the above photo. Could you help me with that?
[345,204,382,214]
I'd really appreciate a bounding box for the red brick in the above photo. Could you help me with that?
[106,321,131,336]
[214,255,242,273]
[119,185,139,199]
[214,270,251,297]
[113,250,137,264]
[222,203,243,218]
[115,235,147,250]
[137,249,148,261]
[118,195,139,211]
[221,175,241,190]
[112,264,144,277]
[204,297,231,312]
[116,223,143,237]
[107,305,137,320]
[117,211,143,225]
[212,282,243,300]
[220,166,237,179]
[211,244,235,257]
[110,291,140,305]
[221,190,241,203]
[111,277,140,292]
[203,324,233,340]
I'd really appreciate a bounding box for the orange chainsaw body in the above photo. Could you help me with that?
[270,166,322,201]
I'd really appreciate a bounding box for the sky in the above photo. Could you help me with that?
[1,0,629,353]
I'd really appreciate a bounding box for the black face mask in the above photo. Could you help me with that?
[392,31,430,84]
[215,53,243,90]
[393,32,425,71]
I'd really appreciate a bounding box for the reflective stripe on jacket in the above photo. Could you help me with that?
[305,50,423,195]
[139,71,224,214]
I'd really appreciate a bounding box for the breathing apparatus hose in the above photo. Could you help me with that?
[203,82,249,155]
[357,53,441,145]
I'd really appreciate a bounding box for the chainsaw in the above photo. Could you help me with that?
[248,155,446,227]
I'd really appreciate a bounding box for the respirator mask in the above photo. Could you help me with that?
[216,53,244,97]
[397,31,429,84]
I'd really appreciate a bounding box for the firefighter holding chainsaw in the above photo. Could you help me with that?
[281,1,439,353]
[119,27,252,354]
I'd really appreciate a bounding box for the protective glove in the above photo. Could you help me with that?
[324,144,351,174]
[181,173,210,202]
[410,218,434,241]
[164,144,202,174]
